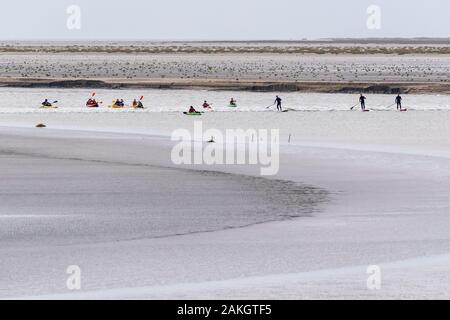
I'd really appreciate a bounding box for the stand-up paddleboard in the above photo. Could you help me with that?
[183,112,203,116]
[400,109,408,112]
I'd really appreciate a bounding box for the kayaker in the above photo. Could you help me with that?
[136,100,144,109]
[86,98,98,107]
[230,98,237,106]
[189,106,197,113]
[132,99,138,108]
[114,99,125,107]
[203,101,212,109]
[42,99,52,107]
[359,94,367,111]
[275,96,282,111]
[395,94,402,110]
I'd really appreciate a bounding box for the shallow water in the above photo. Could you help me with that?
[0,130,328,246]
[0,87,449,113]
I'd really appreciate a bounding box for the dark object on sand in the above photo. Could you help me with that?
[36,123,46,128]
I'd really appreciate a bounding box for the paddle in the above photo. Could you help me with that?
[350,103,359,110]
[266,103,275,109]
[385,103,396,109]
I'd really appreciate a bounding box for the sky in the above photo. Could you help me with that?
[0,0,449,40]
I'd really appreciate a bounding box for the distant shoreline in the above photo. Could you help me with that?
[1,42,448,92]
[1,77,449,94]
[1,39,450,55]
[1,45,449,55]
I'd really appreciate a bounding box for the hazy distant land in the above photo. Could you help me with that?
[0,39,449,93]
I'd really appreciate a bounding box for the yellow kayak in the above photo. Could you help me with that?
[109,104,125,109]
[40,105,59,109]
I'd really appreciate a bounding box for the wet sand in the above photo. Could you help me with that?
[3,117,450,299]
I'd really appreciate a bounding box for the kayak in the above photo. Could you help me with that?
[183,112,202,116]
[109,105,125,109]
[40,105,58,109]
[228,104,238,108]
[87,104,99,108]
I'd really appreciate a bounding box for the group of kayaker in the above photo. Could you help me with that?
[111,98,145,109]
[186,98,238,113]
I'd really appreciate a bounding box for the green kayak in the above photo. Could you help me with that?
[183,112,203,116]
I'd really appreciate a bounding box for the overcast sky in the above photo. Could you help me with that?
[1,0,449,40]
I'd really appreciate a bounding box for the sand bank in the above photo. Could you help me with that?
[2,109,450,298]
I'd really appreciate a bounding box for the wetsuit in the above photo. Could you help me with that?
[359,95,367,111]
[275,96,282,111]
[396,95,402,110]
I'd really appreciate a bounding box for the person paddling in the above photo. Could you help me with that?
[86,98,99,107]
[203,101,212,109]
[135,100,144,109]
[189,106,197,113]
[359,94,367,111]
[42,99,52,107]
[230,98,237,106]
[275,96,282,111]
[395,94,402,111]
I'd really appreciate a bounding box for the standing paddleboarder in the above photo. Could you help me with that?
[275,96,283,111]
[395,94,402,111]
[359,94,367,111]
